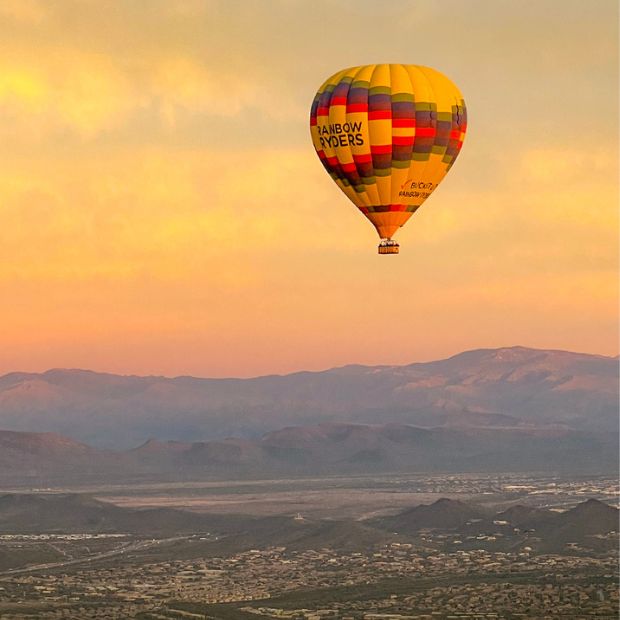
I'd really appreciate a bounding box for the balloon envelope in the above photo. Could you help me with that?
[310,64,467,249]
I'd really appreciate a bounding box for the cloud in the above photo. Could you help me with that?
[0,52,139,140]
[0,0,47,23]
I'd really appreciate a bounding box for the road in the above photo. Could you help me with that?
[0,536,190,577]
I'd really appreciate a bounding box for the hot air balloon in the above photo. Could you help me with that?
[310,64,467,254]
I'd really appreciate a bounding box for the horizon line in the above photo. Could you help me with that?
[2,344,617,383]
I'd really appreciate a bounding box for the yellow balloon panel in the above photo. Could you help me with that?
[310,64,467,241]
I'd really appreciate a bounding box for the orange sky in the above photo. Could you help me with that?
[0,0,618,377]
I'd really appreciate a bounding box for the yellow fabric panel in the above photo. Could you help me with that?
[366,212,413,240]
[376,177,392,207]
[404,65,434,103]
[351,64,374,83]
[420,66,464,111]
[389,63,412,94]
[369,63,391,89]
[426,156,450,190]
[368,119,393,146]
[400,159,428,208]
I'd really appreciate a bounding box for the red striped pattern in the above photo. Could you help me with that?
[415,127,436,138]
[346,103,368,113]
[359,204,407,213]
[370,145,391,155]
[393,136,414,146]
[392,118,415,128]
[368,110,391,120]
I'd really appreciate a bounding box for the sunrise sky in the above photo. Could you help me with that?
[0,0,618,377]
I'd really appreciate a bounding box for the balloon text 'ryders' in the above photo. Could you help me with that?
[317,122,365,148]
[310,64,467,245]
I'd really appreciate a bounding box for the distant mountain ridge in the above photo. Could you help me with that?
[0,420,616,483]
[0,346,617,451]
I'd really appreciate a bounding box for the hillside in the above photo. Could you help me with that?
[0,430,125,477]
[0,494,396,555]
[0,346,616,449]
[0,494,615,557]
[372,498,491,534]
[0,493,272,536]
[370,498,619,553]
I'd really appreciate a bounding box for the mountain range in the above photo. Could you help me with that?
[0,420,616,484]
[0,346,617,450]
